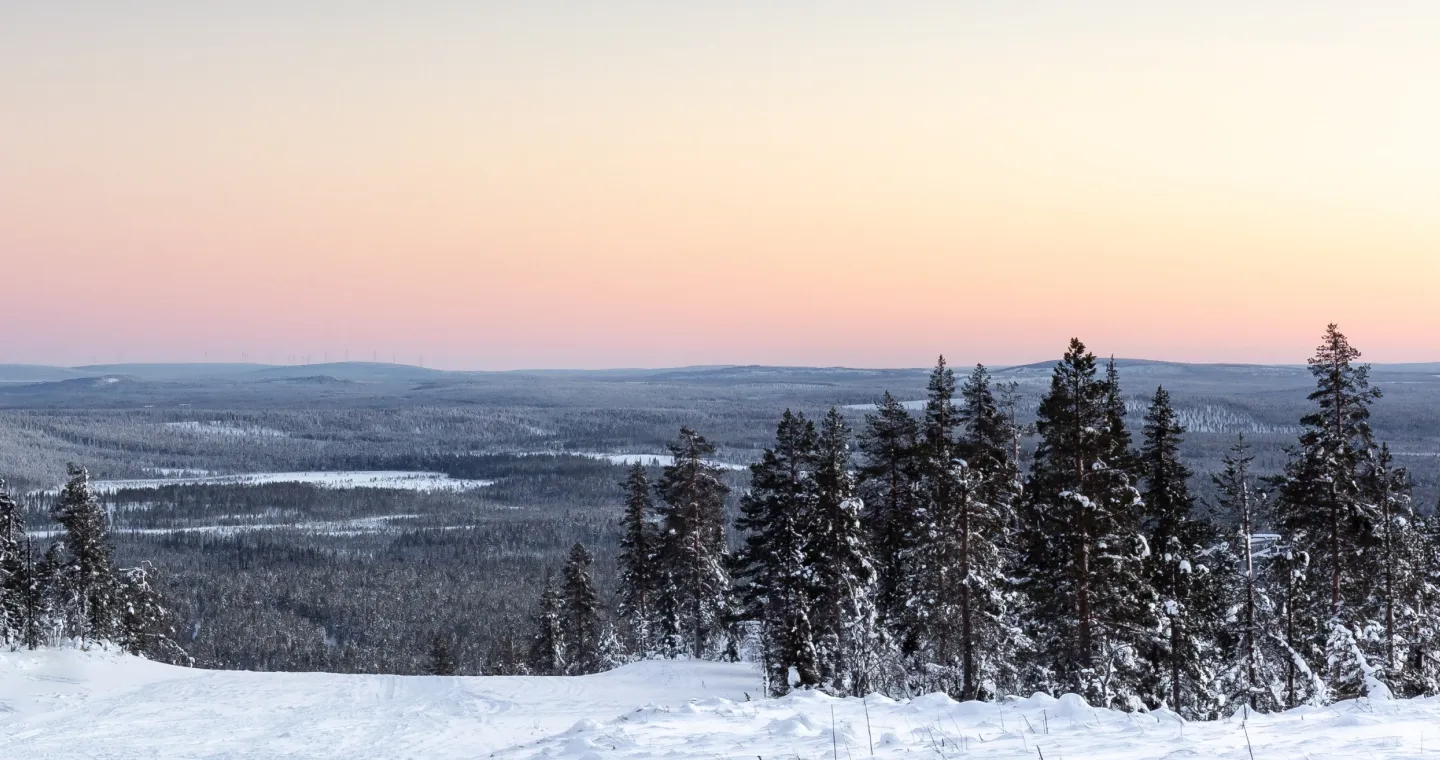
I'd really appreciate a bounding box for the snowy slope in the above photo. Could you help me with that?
[5,649,1440,759]
[0,648,758,759]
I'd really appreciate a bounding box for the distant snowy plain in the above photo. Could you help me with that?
[85,470,495,494]
[4,648,1438,759]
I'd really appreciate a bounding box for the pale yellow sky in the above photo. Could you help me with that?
[2,2,1437,367]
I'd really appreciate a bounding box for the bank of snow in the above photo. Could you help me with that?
[4,648,1439,759]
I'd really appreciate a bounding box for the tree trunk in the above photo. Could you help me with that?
[960,483,974,700]
[1242,491,1257,709]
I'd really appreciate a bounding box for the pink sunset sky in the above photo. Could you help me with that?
[3,3,1438,369]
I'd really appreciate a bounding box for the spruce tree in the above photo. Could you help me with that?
[957,365,1024,699]
[561,542,606,675]
[1138,386,1224,717]
[902,364,1023,699]
[1210,436,1287,712]
[734,410,821,695]
[1102,358,1137,474]
[616,463,659,656]
[856,391,920,635]
[0,483,26,646]
[1401,512,1440,697]
[899,356,964,676]
[902,359,1023,699]
[115,563,187,664]
[50,464,123,644]
[1360,444,1433,697]
[425,632,458,675]
[807,408,882,696]
[1272,324,1386,700]
[527,572,566,676]
[655,427,732,659]
[1017,339,1156,708]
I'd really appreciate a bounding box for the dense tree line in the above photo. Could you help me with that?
[1,465,186,662]
[603,325,1440,715]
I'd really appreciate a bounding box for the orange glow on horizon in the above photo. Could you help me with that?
[2,3,1438,368]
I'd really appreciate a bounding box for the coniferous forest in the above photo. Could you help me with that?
[4,324,1439,717]
[524,325,1440,716]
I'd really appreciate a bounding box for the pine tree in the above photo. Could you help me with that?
[734,410,821,695]
[856,391,920,635]
[561,542,606,675]
[1138,386,1224,717]
[616,463,660,656]
[527,572,566,676]
[807,408,882,696]
[1272,324,1386,700]
[1017,339,1156,708]
[50,464,123,644]
[425,632,458,675]
[655,427,732,660]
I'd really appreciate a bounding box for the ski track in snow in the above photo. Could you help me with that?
[5,649,1440,759]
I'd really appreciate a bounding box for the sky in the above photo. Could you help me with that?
[3,2,1438,369]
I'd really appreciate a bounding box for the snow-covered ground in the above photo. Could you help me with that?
[4,649,1439,759]
[162,421,290,438]
[842,399,927,411]
[83,471,495,494]
[520,451,750,471]
[574,452,749,471]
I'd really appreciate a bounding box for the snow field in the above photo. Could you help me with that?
[4,649,1440,759]
[506,687,1440,760]
[84,470,495,494]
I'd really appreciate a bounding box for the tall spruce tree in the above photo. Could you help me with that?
[49,465,123,644]
[562,542,606,675]
[655,427,732,659]
[1138,386,1224,717]
[807,408,882,696]
[857,392,920,635]
[1272,324,1386,700]
[900,356,965,686]
[734,410,821,695]
[937,365,1025,700]
[616,463,660,655]
[1018,339,1156,708]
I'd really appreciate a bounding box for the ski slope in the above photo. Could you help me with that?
[4,648,1440,759]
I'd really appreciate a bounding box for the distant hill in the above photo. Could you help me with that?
[0,365,88,384]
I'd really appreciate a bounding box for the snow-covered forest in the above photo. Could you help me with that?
[5,324,1438,724]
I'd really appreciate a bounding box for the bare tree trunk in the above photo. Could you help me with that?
[960,482,973,700]
[1241,480,1257,708]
